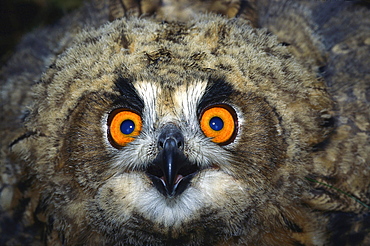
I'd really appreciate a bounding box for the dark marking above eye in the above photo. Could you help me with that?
[197,77,235,115]
[114,76,144,113]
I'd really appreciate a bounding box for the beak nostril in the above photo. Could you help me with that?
[159,141,164,148]
[177,141,182,149]
[157,123,184,150]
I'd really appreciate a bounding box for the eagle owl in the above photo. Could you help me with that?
[1,0,369,245]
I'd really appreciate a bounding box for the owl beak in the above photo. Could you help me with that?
[160,138,186,195]
[147,124,198,197]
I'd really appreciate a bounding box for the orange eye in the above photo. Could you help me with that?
[108,109,142,147]
[200,105,237,145]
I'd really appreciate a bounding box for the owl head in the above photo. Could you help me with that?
[14,14,333,245]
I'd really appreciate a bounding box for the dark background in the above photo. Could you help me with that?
[0,0,83,66]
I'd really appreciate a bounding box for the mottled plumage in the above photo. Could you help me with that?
[0,0,369,245]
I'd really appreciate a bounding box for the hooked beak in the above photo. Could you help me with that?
[146,123,198,197]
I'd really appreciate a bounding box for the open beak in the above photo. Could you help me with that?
[146,123,198,197]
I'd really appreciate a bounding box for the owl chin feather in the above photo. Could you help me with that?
[88,160,274,245]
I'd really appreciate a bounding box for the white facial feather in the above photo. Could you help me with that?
[101,170,248,228]
[173,80,208,127]
[134,80,159,132]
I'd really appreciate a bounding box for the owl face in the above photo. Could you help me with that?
[61,72,285,243]
[16,15,332,245]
